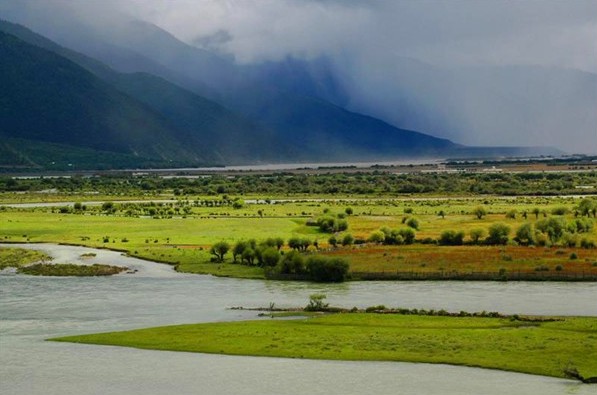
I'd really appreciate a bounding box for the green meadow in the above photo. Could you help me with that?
[51,313,597,380]
[1,194,597,279]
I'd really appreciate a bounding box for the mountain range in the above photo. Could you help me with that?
[0,18,566,170]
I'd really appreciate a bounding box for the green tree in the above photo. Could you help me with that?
[406,217,419,230]
[486,223,510,245]
[341,233,354,246]
[367,230,385,244]
[260,247,281,267]
[473,206,487,220]
[469,228,486,244]
[515,223,535,245]
[210,241,230,262]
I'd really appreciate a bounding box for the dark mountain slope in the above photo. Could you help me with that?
[0,30,202,164]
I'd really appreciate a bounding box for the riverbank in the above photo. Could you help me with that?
[51,312,597,381]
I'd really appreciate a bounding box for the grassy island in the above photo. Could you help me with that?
[0,247,51,269]
[51,312,597,380]
[17,263,127,276]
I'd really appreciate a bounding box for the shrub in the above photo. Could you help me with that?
[486,223,510,245]
[514,223,535,245]
[306,256,349,282]
[438,230,465,246]
[473,206,487,219]
[570,252,578,260]
[260,247,281,267]
[505,209,517,219]
[341,233,354,246]
[210,241,230,263]
[469,228,486,244]
[406,217,419,230]
[551,206,569,215]
[276,251,305,274]
[367,231,385,244]
[305,293,329,311]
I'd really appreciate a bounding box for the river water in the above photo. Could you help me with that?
[1,244,596,395]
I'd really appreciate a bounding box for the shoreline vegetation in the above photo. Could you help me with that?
[50,301,597,382]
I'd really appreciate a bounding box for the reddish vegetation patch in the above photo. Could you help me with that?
[323,245,597,278]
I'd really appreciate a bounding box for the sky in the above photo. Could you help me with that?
[115,0,597,73]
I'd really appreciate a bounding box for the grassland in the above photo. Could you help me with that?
[50,313,597,380]
[0,247,51,269]
[1,194,596,280]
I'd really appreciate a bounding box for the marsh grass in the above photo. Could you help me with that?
[0,247,51,269]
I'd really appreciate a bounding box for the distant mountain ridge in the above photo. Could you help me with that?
[0,20,562,170]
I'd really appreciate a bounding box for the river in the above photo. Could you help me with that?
[1,243,596,395]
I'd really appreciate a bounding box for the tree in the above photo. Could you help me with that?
[341,233,354,246]
[305,293,329,311]
[505,209,517,219]
[232,240,248,263]
[406,217,419,230]
[277,250,305,274]
[473,206,487,220]
[398,228,416,244]
[578,198,597,218]
[306,256,349,282]
[367,230,385,244]
[328,235,338,248]
[515,223,534,245]
[438,230,465,246]
[241,248,256,265]
[536,217,566,243]
[210,241,230,262]
[260,247,281,267]
[486,223,510,245]
[345,207,354,215]
[469,228,486,244]
[438,210,446,219]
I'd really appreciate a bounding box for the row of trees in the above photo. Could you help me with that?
[3,172,596,196]
[209,239,349,282]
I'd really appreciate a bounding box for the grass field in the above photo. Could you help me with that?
[1,195,596,280]
[50,313,597,380]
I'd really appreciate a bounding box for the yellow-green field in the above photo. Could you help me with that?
[1,195,596,279]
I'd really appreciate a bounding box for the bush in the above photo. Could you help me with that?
[570,252,578,260]
[367,230,385,244]
[438,230,465,246]
[260,247,281,267]
[469,228,486,244]
[551,206,569,215]
[406,217,419,230]
[473,206,487,219]
[341,233,354,246]
[305,293,329,311]
[486,223,510,245]
[276,251,305,274]
[306,256,349,282]
[514,223,535,245]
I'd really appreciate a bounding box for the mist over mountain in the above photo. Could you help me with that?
[3,21,498,170]
[2,0,594,155]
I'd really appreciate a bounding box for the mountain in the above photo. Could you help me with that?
[0,26,293,169]
[1,21,475,170]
